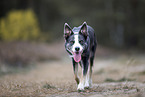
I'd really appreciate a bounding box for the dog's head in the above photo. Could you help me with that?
[64,22,88,62]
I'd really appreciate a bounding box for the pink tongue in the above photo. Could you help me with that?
[74,53,81,62]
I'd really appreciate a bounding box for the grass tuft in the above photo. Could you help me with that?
[105,77,135,82]
[138,70,145,75]
[43,83,56,89]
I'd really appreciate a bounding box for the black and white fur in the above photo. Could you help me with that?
[64,22,97,91]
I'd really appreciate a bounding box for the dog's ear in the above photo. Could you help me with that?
[64,23,72,39]
[80,22,88,39]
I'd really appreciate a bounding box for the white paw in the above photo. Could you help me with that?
[84,80,90,89]
[77,83,84,91]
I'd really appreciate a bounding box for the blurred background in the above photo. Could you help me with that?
[0,0,145,70]
[0,0,145,96]
[1,0,145,47]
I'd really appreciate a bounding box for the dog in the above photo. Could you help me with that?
[64,22,97,91]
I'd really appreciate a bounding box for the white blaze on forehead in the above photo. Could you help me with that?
[72,32,83,52]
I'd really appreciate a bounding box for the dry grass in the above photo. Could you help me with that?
[0,42,145,97]
[0,42,62,67]
[0,80,144,97]
[0,41,63,75]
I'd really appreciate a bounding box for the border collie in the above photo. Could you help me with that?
[64,22,97,91]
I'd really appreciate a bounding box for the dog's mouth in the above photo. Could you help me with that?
[73,52,82,62]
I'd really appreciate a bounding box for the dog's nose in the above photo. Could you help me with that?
[75,47,80,51]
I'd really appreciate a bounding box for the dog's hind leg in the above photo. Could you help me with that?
[72,59,80,85]
[89,56,94,87]
[89,44,97,87]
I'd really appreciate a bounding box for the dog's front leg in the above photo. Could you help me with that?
[72,59,80,85]
[77,56,89,91]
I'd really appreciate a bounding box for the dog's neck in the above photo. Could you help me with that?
[73,32,79,35]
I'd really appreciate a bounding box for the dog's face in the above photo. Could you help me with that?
[64,22,88,62]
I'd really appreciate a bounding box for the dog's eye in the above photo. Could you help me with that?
[70,41,74,44]
[79,40,84,44]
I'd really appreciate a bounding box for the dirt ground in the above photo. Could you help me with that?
[0,42,145,97]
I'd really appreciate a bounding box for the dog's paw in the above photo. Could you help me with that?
[84,81,90,89]
[77,83,84,91]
